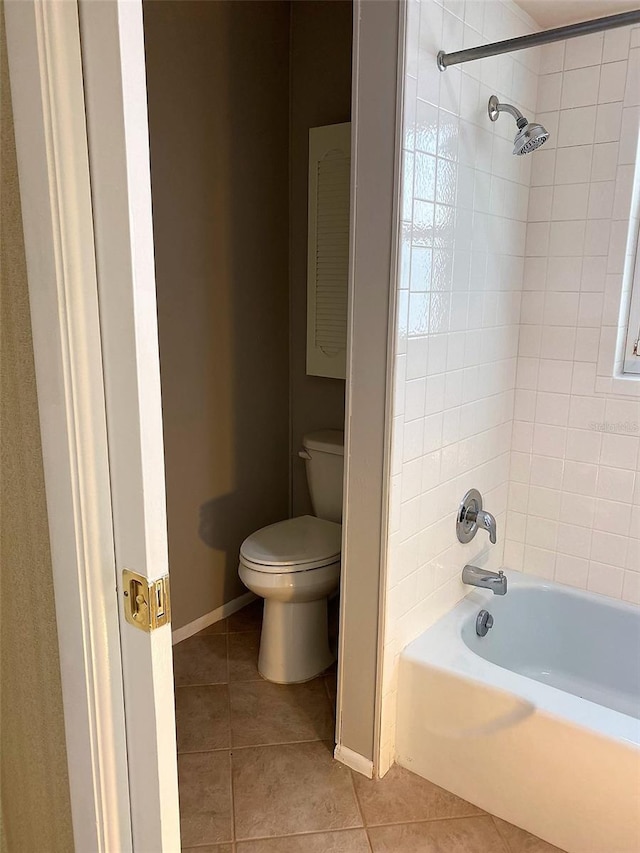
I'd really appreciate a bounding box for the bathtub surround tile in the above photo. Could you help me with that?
[385,0,639,787]
[352,763,483,826]
[554,554,589,589]
[598,60,627,103]
[591,141,619,181]
[564,32,603,70]
[587,560,625,597]
[178,751,233,847]
[367,816,509,853]
[622,570,640,604]
[232,742,362,840]
[560,66,599,110]
[595,102,623,143]
[507,30,640,614]
[176,685,230,753]
[492,817,566,853]
[603,28,630,64]
[382,0,542,777]
[229,679,334,747]
[235,830,371,852]
[173,634,228,687]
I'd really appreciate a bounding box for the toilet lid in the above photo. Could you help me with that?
[240,516,342,573]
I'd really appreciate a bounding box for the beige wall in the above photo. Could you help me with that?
[289,0,351,515]
[144,1,353,628]
[0,8,74,848]
[143,1,291,629]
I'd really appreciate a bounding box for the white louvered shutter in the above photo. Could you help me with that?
[306,122,351,379]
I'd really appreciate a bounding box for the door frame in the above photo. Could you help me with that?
[4,2,133,850]
[5,0,180,849]
[336,0,403,777]
[5,0,403,845]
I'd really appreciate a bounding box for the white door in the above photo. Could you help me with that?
[5,1,180,849]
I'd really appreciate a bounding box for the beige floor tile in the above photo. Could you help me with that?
[236,828,371,852]
[182,846,233,852]
[230,679,334,747]
[173,635,228,686]
[176,685,230,753]
[492,817,567,852]
[178,751,232,847]
[228,599,263,632]
[324,669,337,707]
[198,618,228,635]
[368,815,509,852]
[232,741,362,839]
[228,630,261,681]
[353,764,483,826]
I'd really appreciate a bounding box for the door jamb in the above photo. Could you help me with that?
[4,1,132,850]
[335,0,404,778]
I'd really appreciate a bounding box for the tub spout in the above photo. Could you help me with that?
[462,564,507,595]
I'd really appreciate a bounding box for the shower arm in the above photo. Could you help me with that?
[488,98,525,125]
[437,9,640,71]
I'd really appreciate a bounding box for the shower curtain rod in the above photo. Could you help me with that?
[437,9,640,70]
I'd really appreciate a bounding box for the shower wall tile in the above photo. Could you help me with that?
[382,10,640,779]
[380,0,539,776]
[507,26,640,606]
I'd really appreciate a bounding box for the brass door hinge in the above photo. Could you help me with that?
[123,569,171,632]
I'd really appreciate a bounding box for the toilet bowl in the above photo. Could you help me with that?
[239,515,341,683]
[238,429,344,684]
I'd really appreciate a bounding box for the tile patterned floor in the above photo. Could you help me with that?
[174,600,564,853]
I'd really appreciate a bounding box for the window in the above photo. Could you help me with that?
[623,233,640,376]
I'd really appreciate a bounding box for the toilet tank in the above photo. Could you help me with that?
[301,430,344,523]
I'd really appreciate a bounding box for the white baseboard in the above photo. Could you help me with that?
[171,591,257,645]
[334,743,374,778]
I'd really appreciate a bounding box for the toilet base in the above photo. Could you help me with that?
[258,598,335,684]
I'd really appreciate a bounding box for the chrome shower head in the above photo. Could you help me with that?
[488,94,549,156]
[513,121,550,155]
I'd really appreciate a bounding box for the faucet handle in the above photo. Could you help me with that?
[456,489,497,545]
[477,509,497,544]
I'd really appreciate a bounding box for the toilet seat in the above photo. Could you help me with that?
[239,515,341,574]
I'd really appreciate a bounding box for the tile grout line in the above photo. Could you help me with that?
[490,814,514,853]
[177,683,228,688]
[176,735,332,758]
[226,634,236,851]
[347,769,373,852]
[229,747,237,849]
[366,812,492,829]
[234,825,374,845]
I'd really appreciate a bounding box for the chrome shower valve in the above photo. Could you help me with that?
[456,488,497,544]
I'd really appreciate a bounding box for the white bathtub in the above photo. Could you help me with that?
[396,573,640,853]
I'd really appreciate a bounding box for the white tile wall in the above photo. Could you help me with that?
[505,27,640,606]
[380,0,539,775]
[381,5,640,778]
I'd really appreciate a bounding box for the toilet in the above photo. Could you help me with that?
[238,429,344,684]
